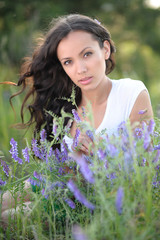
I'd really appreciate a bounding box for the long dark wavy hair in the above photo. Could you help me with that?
[11,14,116,142]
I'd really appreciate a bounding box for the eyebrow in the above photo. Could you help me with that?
[60,47,92,61]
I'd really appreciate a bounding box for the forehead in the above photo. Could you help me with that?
[57,30,99,58]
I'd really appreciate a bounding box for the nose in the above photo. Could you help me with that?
[76,60,87,74]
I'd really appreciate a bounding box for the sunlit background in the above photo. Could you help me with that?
[0,0,160,158]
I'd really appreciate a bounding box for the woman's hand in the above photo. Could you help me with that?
[71,130,94,155]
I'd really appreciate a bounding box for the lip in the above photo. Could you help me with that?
[78,76,93,85]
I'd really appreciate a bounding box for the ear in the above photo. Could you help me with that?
[103,40,110,60]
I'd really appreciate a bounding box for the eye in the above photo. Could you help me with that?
[63,60,72,66]
[84,52,92,58]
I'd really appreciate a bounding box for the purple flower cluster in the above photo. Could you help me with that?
[9,138,23,164]
[67,179,95,210]
[72,225,88,240]
[73,154,95,184]
[72,128,80,150]
[64,198,76,209]
[40,129,47,142]
[22,147,30,163]
[115,187,124,215]
[0,178,6,186]
[1,159,10,177]
[72,109,81,123]
[86,130,94,141]
[31,138,46,160]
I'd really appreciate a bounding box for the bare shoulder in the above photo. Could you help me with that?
[129,89,154,124]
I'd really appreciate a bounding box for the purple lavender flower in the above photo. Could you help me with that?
[115,187,124,215]
[138,109,147,115]
[40,129,47,142]
[61,139,69,155]
[97,148,106,160]
[106,172,116,183]
[148,119,155,135]
[46,147,54,164]
[72,109,81,123]
[72,225,88,240]
[22,147,30,163]
[65,198,76,209]
[153,150,160,163]
[31,138,44,160]
[142,158,147,166]
[73,154,95,184]
[1,160,10,177]
[28,177,41,187]
[72,128,80,150]
[9,138,23,164]
[0,178,6,186]
[33,171,44,182]
[134,128,143,139]
[107,144,119,158]
[67,179,95,210]
[153,144,160,151]
[86,130,94,141]
[41,188,49,199]
[143,132,151,150]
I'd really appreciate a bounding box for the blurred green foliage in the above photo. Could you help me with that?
[0,0,160,156]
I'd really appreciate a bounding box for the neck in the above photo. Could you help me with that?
[80,77,112,107]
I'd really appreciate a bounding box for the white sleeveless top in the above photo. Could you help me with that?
[63,78,149,151]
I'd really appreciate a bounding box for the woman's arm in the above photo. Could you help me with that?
[129,90,154,124]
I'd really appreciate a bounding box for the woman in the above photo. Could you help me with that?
[13,13,153,154]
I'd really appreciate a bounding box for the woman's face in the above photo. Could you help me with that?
[57,30,110,92]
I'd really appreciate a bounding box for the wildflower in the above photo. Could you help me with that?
[0,178,6,186]
[106,172,116,184]
[153,144,160,151]
[9,138,23,164]
[72,225,89,240]
[107,144,119,158]
[61,139,69,156]
[28,177,41,187]
[22,147,30,163]
[65,198,76,209]
[55,148,61,162]
[73,154,95,184]
[40,129,47,142]
[86,129,94,141]
[97,148,106,160]
[148,119,155,135]
[142,158,147,166]
[153,150,160,163]
[31,139,43,160]
[72,109,81,123]
[134,127,143,139]
[115,187,124,215]
[139,109,147,114]
[72,128,80,150]
[41,188,49,199]
[1,159,10,177]
[33,171,44,182]
[143,132,151,150]
[67,179,95,210]
[123,151,134,174]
